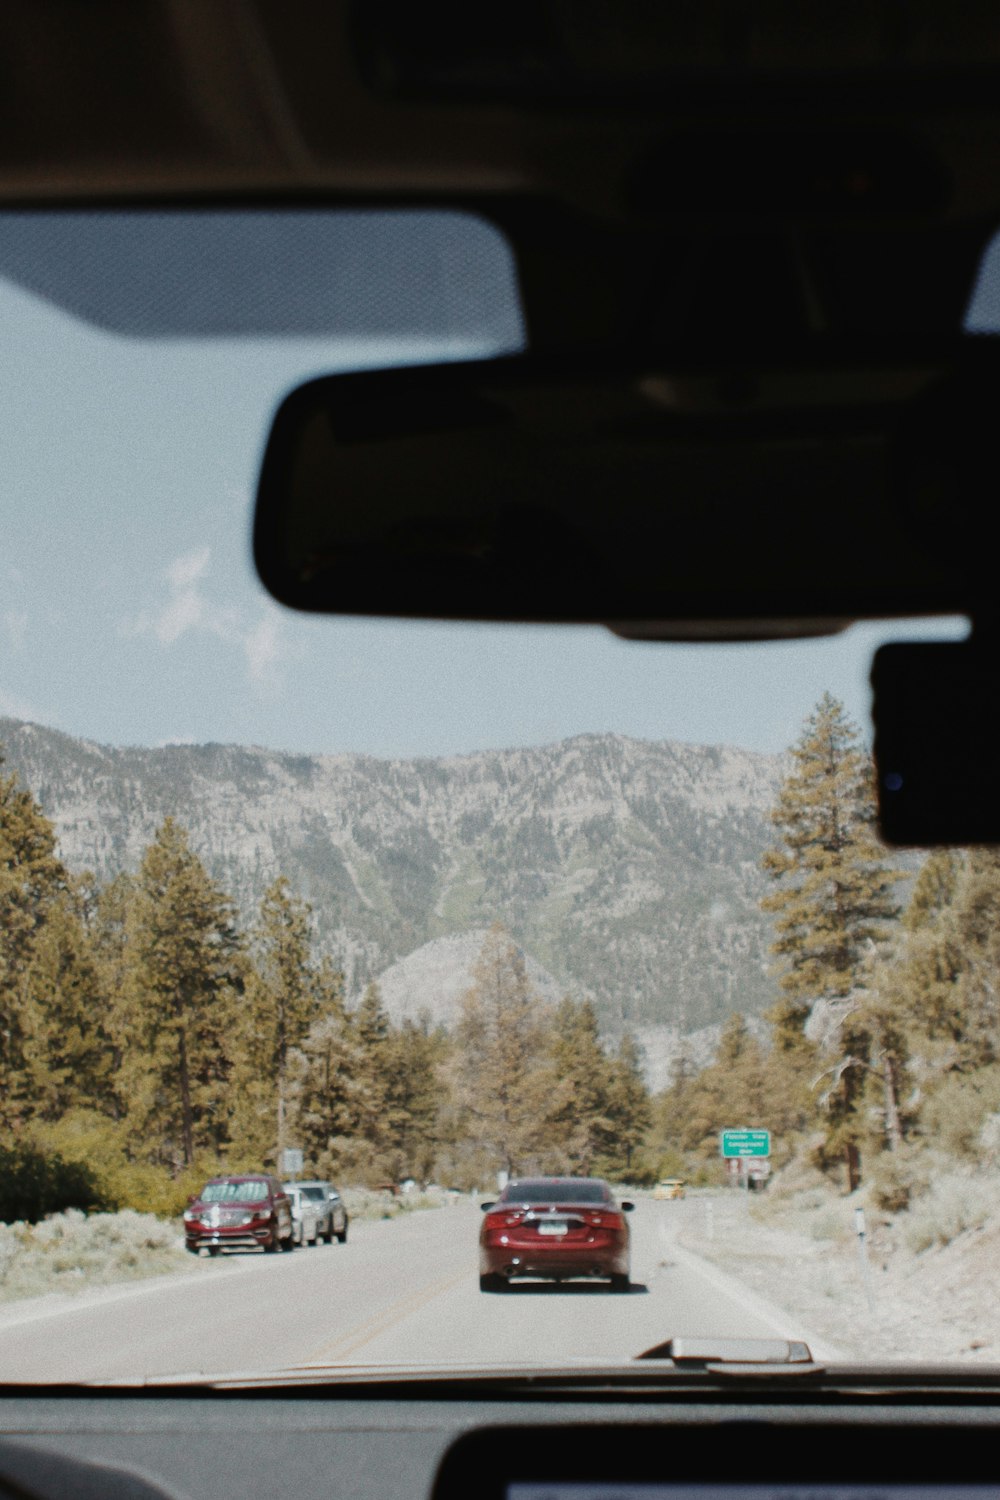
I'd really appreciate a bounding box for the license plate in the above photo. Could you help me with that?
[537,1221,568,1236]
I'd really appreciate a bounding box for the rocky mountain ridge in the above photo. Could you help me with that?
[0,718,786,1064]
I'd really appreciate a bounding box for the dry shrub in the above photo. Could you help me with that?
[339,1185,446,1221]
[868,1151,920,1214]
[25,1111,238,1218]
[0,1208,196,1303]
[920,1067,1000,1162]
[901,1172,1000,1254]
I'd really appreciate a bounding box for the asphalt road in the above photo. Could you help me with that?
[0,1197,831,1383]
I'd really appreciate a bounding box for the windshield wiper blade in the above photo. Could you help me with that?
[637,1336,819,1373]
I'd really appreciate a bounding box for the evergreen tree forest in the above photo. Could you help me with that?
[7,687,999,1223]
[652,693,1000,1205]
[0,752,651,1219]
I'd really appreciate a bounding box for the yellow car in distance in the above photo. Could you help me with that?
[654,1179,686,1201]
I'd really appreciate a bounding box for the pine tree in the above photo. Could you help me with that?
[602,1031,652,1177]
[234,877,319,1165]
[867,850,963,1123]
[292,958,360,1170]
[451,922,554,1177]
[379,1014,448,1182]
[89,872,139,1100]
[544,998,616,1173]
[876,850,1000,1166]
[352,980,394,1151]
[127,818,242,1169]
[654,1015,766,1167]
[762,694,904,1189]
[830,859,967,1163]
[0,754,75,1126]
[19,884,115,1121]
[950,850,1000,1070]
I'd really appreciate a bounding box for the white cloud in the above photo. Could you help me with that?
[154,587,204,645]
[3,610,28,652]
[244,610,283,683]
[166,545,211,592]
[127,545,287,690]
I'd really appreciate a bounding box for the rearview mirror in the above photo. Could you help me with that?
[253,354,977,638]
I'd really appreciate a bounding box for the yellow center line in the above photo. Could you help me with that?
[301,1267,470,1364]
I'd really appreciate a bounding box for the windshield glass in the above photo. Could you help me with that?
[200,1181,269,1204]
[0,208,983,1383]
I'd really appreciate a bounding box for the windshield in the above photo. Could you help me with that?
[200,1181,269,1204]
[0,207,985,1384]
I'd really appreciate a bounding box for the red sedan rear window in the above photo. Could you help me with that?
[501,1180,610,1204]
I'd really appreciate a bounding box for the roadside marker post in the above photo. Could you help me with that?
[854,1205,877,1314]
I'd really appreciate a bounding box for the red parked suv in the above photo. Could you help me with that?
[479,1177,633,1292]
[184,1175,294,1255]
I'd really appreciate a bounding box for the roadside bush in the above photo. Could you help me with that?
[919,1067,1000,1161]
[900,1172,1000,1254]
[0,1208,195,1302]
[25,1110,229,1218]
[868,1151,920,1214]
[0,1143,110,1224]
[608,1153,659,1188]
[339,1185,446,1221]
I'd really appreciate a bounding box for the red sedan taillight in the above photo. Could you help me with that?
[483,1210,526,1231]
[585,1211,625,1231]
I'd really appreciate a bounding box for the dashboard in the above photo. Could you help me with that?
[3,1397,1000,1500]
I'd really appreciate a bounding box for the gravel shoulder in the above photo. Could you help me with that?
[676,1186,1000,1364]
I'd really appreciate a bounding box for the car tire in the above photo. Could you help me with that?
[610,1273,630,1293]
[336,1218,348,1244]
[281,1227,295,1251]
[479,1273,506,1292]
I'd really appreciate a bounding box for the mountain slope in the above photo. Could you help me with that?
[0,718,785,1039]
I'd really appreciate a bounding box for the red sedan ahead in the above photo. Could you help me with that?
[479,1176,633,1292]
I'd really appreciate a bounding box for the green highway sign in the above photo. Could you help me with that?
[720,1129,770,1158]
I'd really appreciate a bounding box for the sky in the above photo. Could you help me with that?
[0,211,970,762]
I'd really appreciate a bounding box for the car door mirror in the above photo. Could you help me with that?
[620,1201,635,1212]
[480,1201,497,1213]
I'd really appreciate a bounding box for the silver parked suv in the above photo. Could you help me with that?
[282,1180,349,1245]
